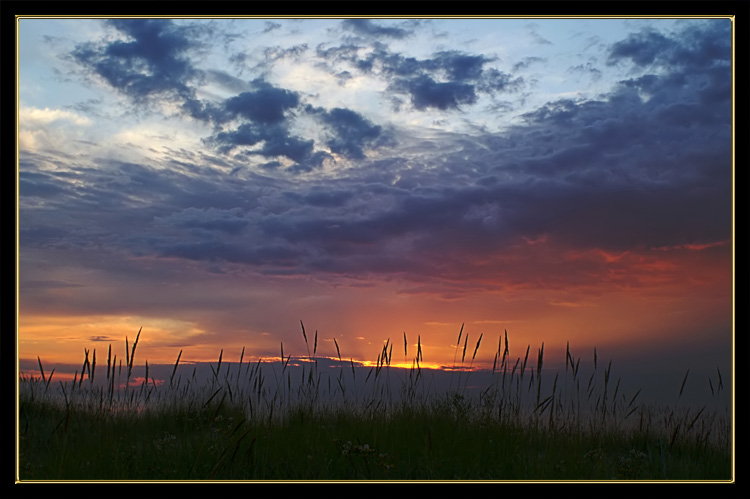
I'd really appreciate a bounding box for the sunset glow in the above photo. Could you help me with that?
[17,17,733,397]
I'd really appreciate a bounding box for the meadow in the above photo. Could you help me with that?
[17,324,732,482]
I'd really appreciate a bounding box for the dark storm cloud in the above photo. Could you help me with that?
[70,18,236,128]
[608,28,677,67]
[208,122,315,163]
[202,81,387,166]
[183,78,302,125]
[494,23,729,250]
[391,76,477,111]
[305,106,385,159]
[71,19,206,102]
[424,51,489,81]
[384,50,524,106]
[608,21,730,70]
[180,77,336,171]
[192,78,385,169]
[69,20,386,171]
[34,21,730,291]
[249,21,729,274]
[315,43,523,111]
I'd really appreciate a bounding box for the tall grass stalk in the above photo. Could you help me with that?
[18,325,731,481]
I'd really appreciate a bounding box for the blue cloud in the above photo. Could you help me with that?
[342,19,413,40]
[72,19,205,101]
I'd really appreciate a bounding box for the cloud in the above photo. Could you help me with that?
[391,75,477,111]
[512,56,546,72]
[240,23,728,283]
[152,239,304,268]
[201,81,388,166]
[287,188,355,208]
[187,78,336,169]
[567,61,603,81]
[608,28,677,67]
[154,207,249,235]
[208,122,315,163]
[608,21,730,70]
[307,106,385,159]
[425,51,492,81]
[69,19,389,171]
[262,21,282,34]
[316,43,523,112]
[18,169,73,201]
[23,20,730,298]
[204,69,253,94]
[72,19,206,103]
[525,24,553,45]
[20,107,91,126]
[18,106,94,151]
[70,19,526,174]
[341,19,413,40]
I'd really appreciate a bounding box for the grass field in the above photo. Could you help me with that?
[16,325,732,481]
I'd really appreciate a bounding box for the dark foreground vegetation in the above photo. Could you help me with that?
[17,325,732,481]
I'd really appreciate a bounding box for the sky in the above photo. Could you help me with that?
[16,17,734,393]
